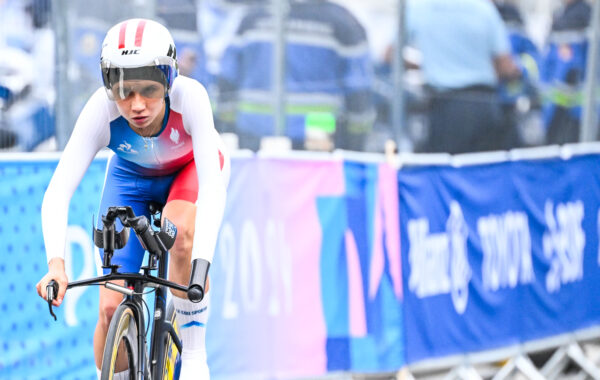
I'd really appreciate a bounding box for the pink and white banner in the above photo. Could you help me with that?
[207,157,404,379]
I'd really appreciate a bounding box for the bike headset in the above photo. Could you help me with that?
[100,18,178,101]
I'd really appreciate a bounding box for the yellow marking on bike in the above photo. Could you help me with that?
[110,312,131,379]
[164,317,180,379]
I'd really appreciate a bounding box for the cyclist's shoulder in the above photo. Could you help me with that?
[86,86,121,120]
[80,87,120,123]
[169,76,210,111]
[171,76,208,95]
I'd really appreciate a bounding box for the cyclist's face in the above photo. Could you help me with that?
[114,80,166,131]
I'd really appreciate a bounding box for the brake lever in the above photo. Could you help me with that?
[46,280,59,321]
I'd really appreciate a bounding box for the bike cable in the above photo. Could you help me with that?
[132,288,156,338]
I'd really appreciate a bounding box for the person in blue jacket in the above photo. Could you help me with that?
[216,0,374,151]
[494,0,541,148]
[540,0,591,144]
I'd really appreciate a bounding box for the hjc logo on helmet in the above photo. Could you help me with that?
[121,49,140,55]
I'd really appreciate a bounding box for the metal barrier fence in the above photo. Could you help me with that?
[2,0,600,154]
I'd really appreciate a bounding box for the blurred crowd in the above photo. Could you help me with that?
[0,0,596,154]
[0,0,54,151]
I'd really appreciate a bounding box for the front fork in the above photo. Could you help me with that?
[149,283,183,379]
[121,280,151,380]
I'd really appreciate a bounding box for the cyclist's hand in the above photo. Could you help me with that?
[36,258,68,307]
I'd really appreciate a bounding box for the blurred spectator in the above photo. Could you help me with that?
[495,1,539,59]
[540,0,591,144]
[157,0,208,85]
[200,0,262,88]
[494,0,543,147]
[178,48,199,77]
[406,0,521,154]
[0,45,30,149]
[327,0,401,149]
[0,0,34,50]
[0,0,55,151]
[216,0,374,152]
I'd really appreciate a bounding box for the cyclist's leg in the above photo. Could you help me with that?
[165,147,230,292]
[163,198,209,380]
[163,151,230,380]
[94,155,174,375]
[163,199,197,297]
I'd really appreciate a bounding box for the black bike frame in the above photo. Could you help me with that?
[60,205,185,379]
[148,248,182,378]
[66,258,185,378]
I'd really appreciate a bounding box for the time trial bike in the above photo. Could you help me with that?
[46,204,186,380]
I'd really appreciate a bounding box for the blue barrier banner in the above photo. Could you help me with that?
[0,158,108,380]
[399,154,600,363]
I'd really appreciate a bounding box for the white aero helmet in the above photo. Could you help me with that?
[100,18,178,100]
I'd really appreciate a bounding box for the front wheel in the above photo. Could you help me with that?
[101,303,139,380]
[153,301,182,380]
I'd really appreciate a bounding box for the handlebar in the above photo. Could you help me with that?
[188,258,210,303]
[46,280,58,321]
[44,205,214,320]
[94,206,176,269]
[46,272,190,321]
[46,205,186,321]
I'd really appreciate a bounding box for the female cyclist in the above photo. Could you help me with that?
[35,18,229,380]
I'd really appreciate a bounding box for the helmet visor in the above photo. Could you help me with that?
[101,59,176,100]
[109,80,166,100]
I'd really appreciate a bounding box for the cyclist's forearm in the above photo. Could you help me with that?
[185,78,229,264]
[191,184,226,263]
[41,184,71,263]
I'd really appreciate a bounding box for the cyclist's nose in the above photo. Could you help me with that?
[130,92,146,111]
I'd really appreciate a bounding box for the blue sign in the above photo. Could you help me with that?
[0,159,108,380]
[399,154,600,363]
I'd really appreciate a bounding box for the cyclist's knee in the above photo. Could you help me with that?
[170,221,193,258]
[99,288,123,325]
[163,200,195,259]
[99,302,120,326]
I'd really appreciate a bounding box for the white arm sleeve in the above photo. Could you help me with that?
[42,88,111,263]
[182,80,228,263]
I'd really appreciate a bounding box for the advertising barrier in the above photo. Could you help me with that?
[2,147,600,379]
[208,157,404,378]
[0,153,404,380]
[0,158,106,380]
[399,152,600,364]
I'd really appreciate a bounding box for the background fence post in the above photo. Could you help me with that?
[52,0,71,150]
[392,0,408,151]
[580,0,600,142]
[273,0,288,137]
